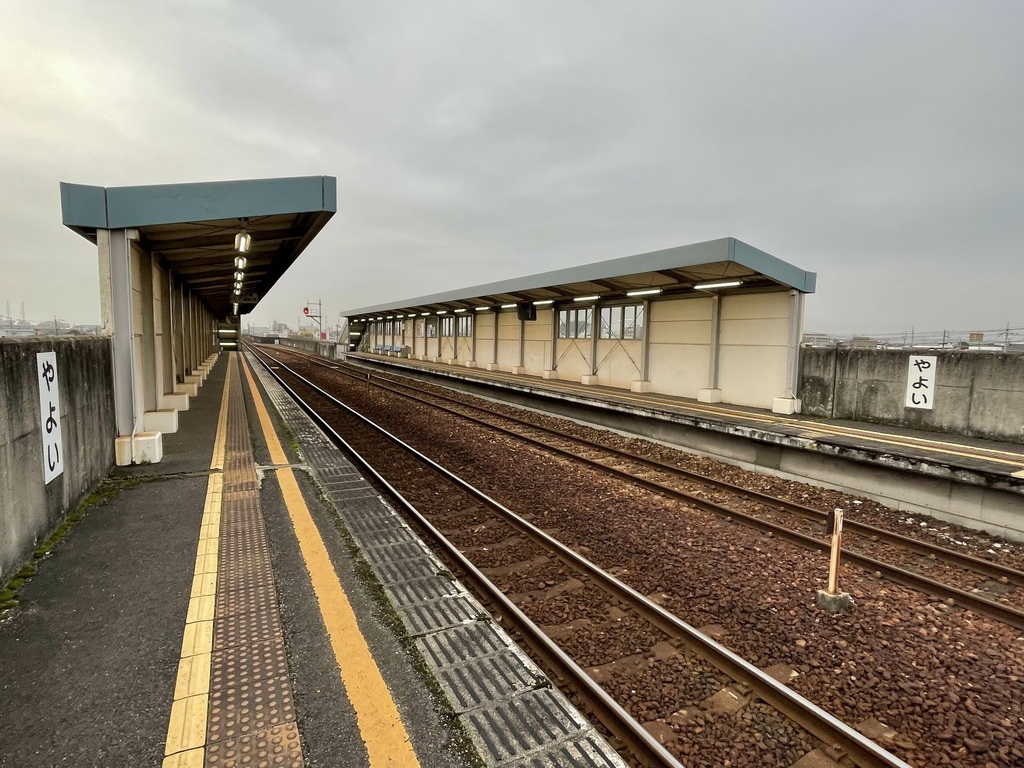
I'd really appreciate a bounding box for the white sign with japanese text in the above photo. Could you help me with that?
[905,355,937,410]
[36,352,64,483]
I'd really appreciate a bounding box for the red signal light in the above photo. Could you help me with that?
[303,307,309,316]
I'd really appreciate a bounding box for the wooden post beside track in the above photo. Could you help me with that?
[817,508,853,613]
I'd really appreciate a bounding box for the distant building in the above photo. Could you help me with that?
[801,331,830,346]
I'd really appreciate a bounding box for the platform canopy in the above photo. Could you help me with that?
[344,237,815,321]
[61,176,337,318]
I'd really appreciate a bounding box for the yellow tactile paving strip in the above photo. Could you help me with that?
[239,353,421,768]
[162,354,304,768]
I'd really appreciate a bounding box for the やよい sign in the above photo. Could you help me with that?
[37,351,64,483]
[905,355,937,410]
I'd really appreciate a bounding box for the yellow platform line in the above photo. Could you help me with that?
[240,353,419,768]
[163,360,233,766]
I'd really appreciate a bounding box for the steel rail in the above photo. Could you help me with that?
[245,346,682,768]
[316,353,1024,587]
[282,350,1024,629]
[249,344,911,768]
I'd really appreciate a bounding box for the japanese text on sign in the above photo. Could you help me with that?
[905,355,937,410]
[36,352,65,483]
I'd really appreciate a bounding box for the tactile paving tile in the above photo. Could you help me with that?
[358,539,438,567]
[216,565,276,596]
[206,722,304,768]
[213,598,284,650]
[356,526,423,549]
[434,655,547,713]
[502,732,629,768]
[461,688,599,765]
[211,638,290,692]
[207,675,296,743]
[397,595,487,636]
[385,576,466,606]
[375,557,445,585]
[418,622,535,668]
[214,580,280,621]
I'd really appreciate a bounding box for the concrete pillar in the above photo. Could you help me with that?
[631,299,654,393]
[490,310,499,369]
[581,305,599,385]
[698,294,723,404]
[469,313,478,367]
[543,307,558,379]
[772,290,806,415]
[170,273,185,385]
[96,229,164,465]
[510,316,526,375]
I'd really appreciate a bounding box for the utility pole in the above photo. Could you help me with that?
[941,330,947,349]
[304,299,323,339]
[1005,322,1011,353]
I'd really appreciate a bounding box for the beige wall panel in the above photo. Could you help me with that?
[496,339,519,368]
[720,291,790,320]
[457,337,473,360]
[718,345,788,407]
[523,340,549,372]
[475,313,495,339]
[439,338,456,358]
[648,344,709,397]
[594,341,644,387]
[720,317,790,346]
[649,319,712,344]
[496,313,519,341]
[555,340,592,380]
[651,296,713,322]
[524,313,552,341]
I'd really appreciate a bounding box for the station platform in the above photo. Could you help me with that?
[346,352,1024,484]
[0,352,624,768]
[343,350,1024,538]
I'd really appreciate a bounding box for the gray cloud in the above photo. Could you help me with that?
[2,0,1021,335]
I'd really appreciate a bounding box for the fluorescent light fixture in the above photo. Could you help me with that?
[626,288,663,297]
[475,306,490,311]
[349,332,361,336]
[436,310,448,315]
[693,280,743,291]
[231,303,239,314]
[234,256,247,270]
[233,282,242,291]
[454,308,467,313]
[421,312,430,316]
[234,271,244,282]
[220,341,238,347]
[234,231,251,253]
[500,303,517,309]
[233,288,241,296]
[533,299,554,306]
[386,315,394,319]
[220,329,238,334]
[573,295,600,302]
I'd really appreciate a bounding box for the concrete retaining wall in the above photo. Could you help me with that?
[0,337,116,580]
[800,348,1024,444]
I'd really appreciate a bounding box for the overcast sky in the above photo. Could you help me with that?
[2,0,1021,336]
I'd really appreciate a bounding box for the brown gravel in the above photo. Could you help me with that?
[263,348,1024,768]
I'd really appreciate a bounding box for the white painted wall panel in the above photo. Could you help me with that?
[594,340,644,387]
[555,340,591,380]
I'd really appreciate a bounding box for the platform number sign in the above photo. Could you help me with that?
[36,352,65,483]
[905,355,937,410]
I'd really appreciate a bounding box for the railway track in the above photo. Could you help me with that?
[263,345,1024,632]
[249,344,909,768]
